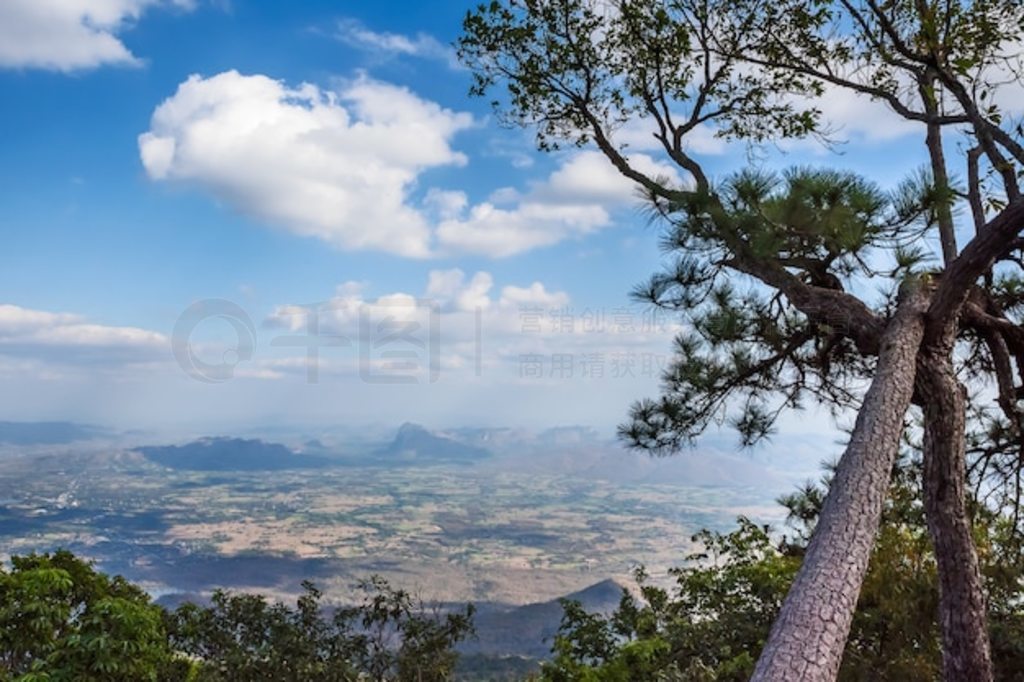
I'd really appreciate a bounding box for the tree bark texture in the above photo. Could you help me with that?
[918,350,994,681]
[752,284,929,681]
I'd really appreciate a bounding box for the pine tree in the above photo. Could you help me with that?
[459,1,1024,678]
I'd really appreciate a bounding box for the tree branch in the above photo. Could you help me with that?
[927,200,1024,338]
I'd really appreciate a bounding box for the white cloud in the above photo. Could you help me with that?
[0,304,166,364]
[540,151,679,203]
[435,151,683,257]
[979,46,1024,116]
[425,269,466,300]
[604,64,929,153]
[426,269,494,312]
[804,83,923,144]
[0,0,190,71]
[487,187,521,205]
[141,72,697,259]
[795,42,1024,142]
[423,189,469,220]
[0,292,683,431]
[139,70,474,257]
[611,118,729,155]
[484,132,538,169]
[262,271,678,384]
[498,282,570,309]
[334,18,455,65]
[434,198,604,258]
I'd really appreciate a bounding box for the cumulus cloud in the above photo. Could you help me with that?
[421,269,569,313]
[801,83,924,145]
[0,304,166,365]
[139,71,474,257]
[426,269,494,312]
[434,151,683,257]
[261,271,677,383]
[498,282,570,309]
[0,0,190,71]
[266,270,565,340]
[140,71,690,259]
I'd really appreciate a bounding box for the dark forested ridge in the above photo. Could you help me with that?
[136,437,331,471]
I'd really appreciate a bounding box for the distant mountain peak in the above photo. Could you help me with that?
[565,578,628,605]
[379,423,491,463]
[395,422,429,437]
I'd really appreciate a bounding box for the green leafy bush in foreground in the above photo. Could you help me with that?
[0,552,472,682]
[543,460,1024,681]
[0,549,175,681]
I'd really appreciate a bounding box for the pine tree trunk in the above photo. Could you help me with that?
[752,285,929,681]
[918,350,994,681]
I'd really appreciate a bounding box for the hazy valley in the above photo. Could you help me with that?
[0,421,793,609]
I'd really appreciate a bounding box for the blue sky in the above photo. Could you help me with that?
[0,0,941,439]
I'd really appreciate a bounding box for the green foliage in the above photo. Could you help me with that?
[165,581,352,682]
[166,576,474,682]
[0,550,180,681]
[459,0,1024,675]
[622,165,926,451]
[335,575,475,682]
[542,459,1024,681]
[459,0,824,152]
[459,0,1024,520]
[460,1,956,452]
[0,552,474,682]
[542,520,796,681]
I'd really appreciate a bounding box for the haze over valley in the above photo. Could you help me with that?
[0,420,803,607]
